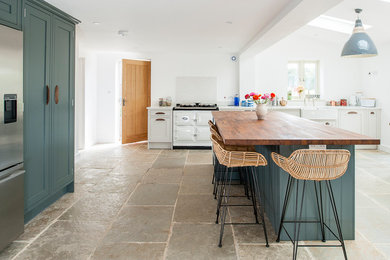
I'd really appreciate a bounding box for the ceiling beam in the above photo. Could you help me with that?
[239,0,343,58]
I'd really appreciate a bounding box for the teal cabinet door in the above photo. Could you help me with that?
[23,3,51,210]
[0,0,21,29]
[51,16,75,190]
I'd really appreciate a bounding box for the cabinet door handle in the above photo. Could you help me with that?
[156,112,165,115]
[46,85,50,105]
[371,112,375,115]
[347,111,358,115]
[325,122,330,126]
[54,85,59,104]
[156,118,165,121]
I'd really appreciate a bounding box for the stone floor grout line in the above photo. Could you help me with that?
[228,208,241,260]
[11,194,82,260]
[357,166,390,185]
[162,152,188,260]
[355,230,388,259]
[358,189,390,215]
[86,147,161,260]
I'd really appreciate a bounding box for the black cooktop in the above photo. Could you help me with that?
[174,103,219,110]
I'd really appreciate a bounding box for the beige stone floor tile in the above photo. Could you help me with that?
[159,150,188,158]
[77,158,121,169]
[91,242,166,260]
[14,220,108,260]
[60,193,127,222]
[238,244,312,260]
[356,207,390,243]
[102,206,173,243]
[356,191,377,209]
[128,184,179,205]
[370,194,390,211]
[86,175,140,194]
[179,174,214,194]
[374,244,390,259]
[166,223,236,260]
[0,242,28,260]
[174,194,217,223]
[152,157,186,169]
[75,168,112,184]
[142,168,183,184]
[356,172,390,195]
[183,164,214,176]
[305,232,387,260]
[186,151,213,164]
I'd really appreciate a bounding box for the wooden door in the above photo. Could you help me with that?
[51,15,75,190]
[23,3,51,209]
[122,59,151,144]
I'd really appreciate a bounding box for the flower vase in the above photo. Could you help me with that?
[255,103,268,120]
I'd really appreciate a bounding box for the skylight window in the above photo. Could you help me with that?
[307,15,372,34]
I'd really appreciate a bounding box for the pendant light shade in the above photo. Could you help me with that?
[341,9,378,58]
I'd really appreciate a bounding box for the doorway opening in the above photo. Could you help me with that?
[121,59,151,144]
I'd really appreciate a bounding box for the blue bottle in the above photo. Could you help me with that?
[234,94,240,106]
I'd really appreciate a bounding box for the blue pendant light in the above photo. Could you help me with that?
[341,9,378,58]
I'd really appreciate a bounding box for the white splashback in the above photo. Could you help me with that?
[176,77,217,104]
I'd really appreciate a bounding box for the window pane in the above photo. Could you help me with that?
[304,63,317,95]
[287,63,299,97]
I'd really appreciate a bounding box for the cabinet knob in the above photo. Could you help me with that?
[325,122,330,126]
[371,112,375,115]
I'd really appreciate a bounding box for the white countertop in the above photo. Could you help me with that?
[219,105,381,110]
[147,106,174,110]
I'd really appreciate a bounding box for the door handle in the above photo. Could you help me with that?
[46,85,50,105]
[54,85,59,104]
[123,99,126,106]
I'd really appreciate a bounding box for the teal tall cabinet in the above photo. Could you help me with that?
[0,0,22,29]
[22,0,79,222]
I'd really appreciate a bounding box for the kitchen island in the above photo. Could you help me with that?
[212,111,380,241]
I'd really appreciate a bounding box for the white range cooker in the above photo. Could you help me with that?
[173,103,218,148]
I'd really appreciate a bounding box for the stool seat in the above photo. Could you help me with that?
[271,149,350,181]
[212,135,267,168]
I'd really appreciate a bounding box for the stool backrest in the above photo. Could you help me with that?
[287,149,351,180]
[209,120,223,142]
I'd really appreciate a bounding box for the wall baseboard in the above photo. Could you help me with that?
[379,144,390,153]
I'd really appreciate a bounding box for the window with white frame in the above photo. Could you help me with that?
[287,61,319,99]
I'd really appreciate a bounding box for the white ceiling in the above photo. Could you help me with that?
[301,0,390,46]
[45,0,294,53]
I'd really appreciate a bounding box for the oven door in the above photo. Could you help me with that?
[174,111,196,126]
[173,126,196,145]
[195,111,213,126]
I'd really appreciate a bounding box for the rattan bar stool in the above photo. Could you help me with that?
[271,149,351,260]
[211,134,269,248]
[208,120,254,199]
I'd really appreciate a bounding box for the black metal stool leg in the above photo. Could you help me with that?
[213,163,221,199]
[276,175,293,242]
[216,165,229,224]
[248,167,259,224]
[314,181,326,242]
[293,180,306,260]
[251,167,269,247]
[218,167,234,247]
[326,180,348,260]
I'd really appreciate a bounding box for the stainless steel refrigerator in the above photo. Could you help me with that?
[0,24,25,252]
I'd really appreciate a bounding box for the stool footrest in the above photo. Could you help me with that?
[298,245,342,248]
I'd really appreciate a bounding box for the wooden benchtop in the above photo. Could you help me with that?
[212,111,381,146]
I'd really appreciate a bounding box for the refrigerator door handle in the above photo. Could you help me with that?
[0,170,25,185]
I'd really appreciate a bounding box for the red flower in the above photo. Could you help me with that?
[271,93,276,98]
[245,94,250,99]
[253,95,259,100]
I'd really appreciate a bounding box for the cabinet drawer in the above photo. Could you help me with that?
[149,110,172,116]
[0,0,21,30]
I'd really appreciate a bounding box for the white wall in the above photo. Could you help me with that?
[80,51,239,145]
[360,43,390,149]
[83,51,98,147]
[240,29,361,100]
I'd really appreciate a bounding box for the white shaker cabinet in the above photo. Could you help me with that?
[148,108,173,149]
[338,110,364,135]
